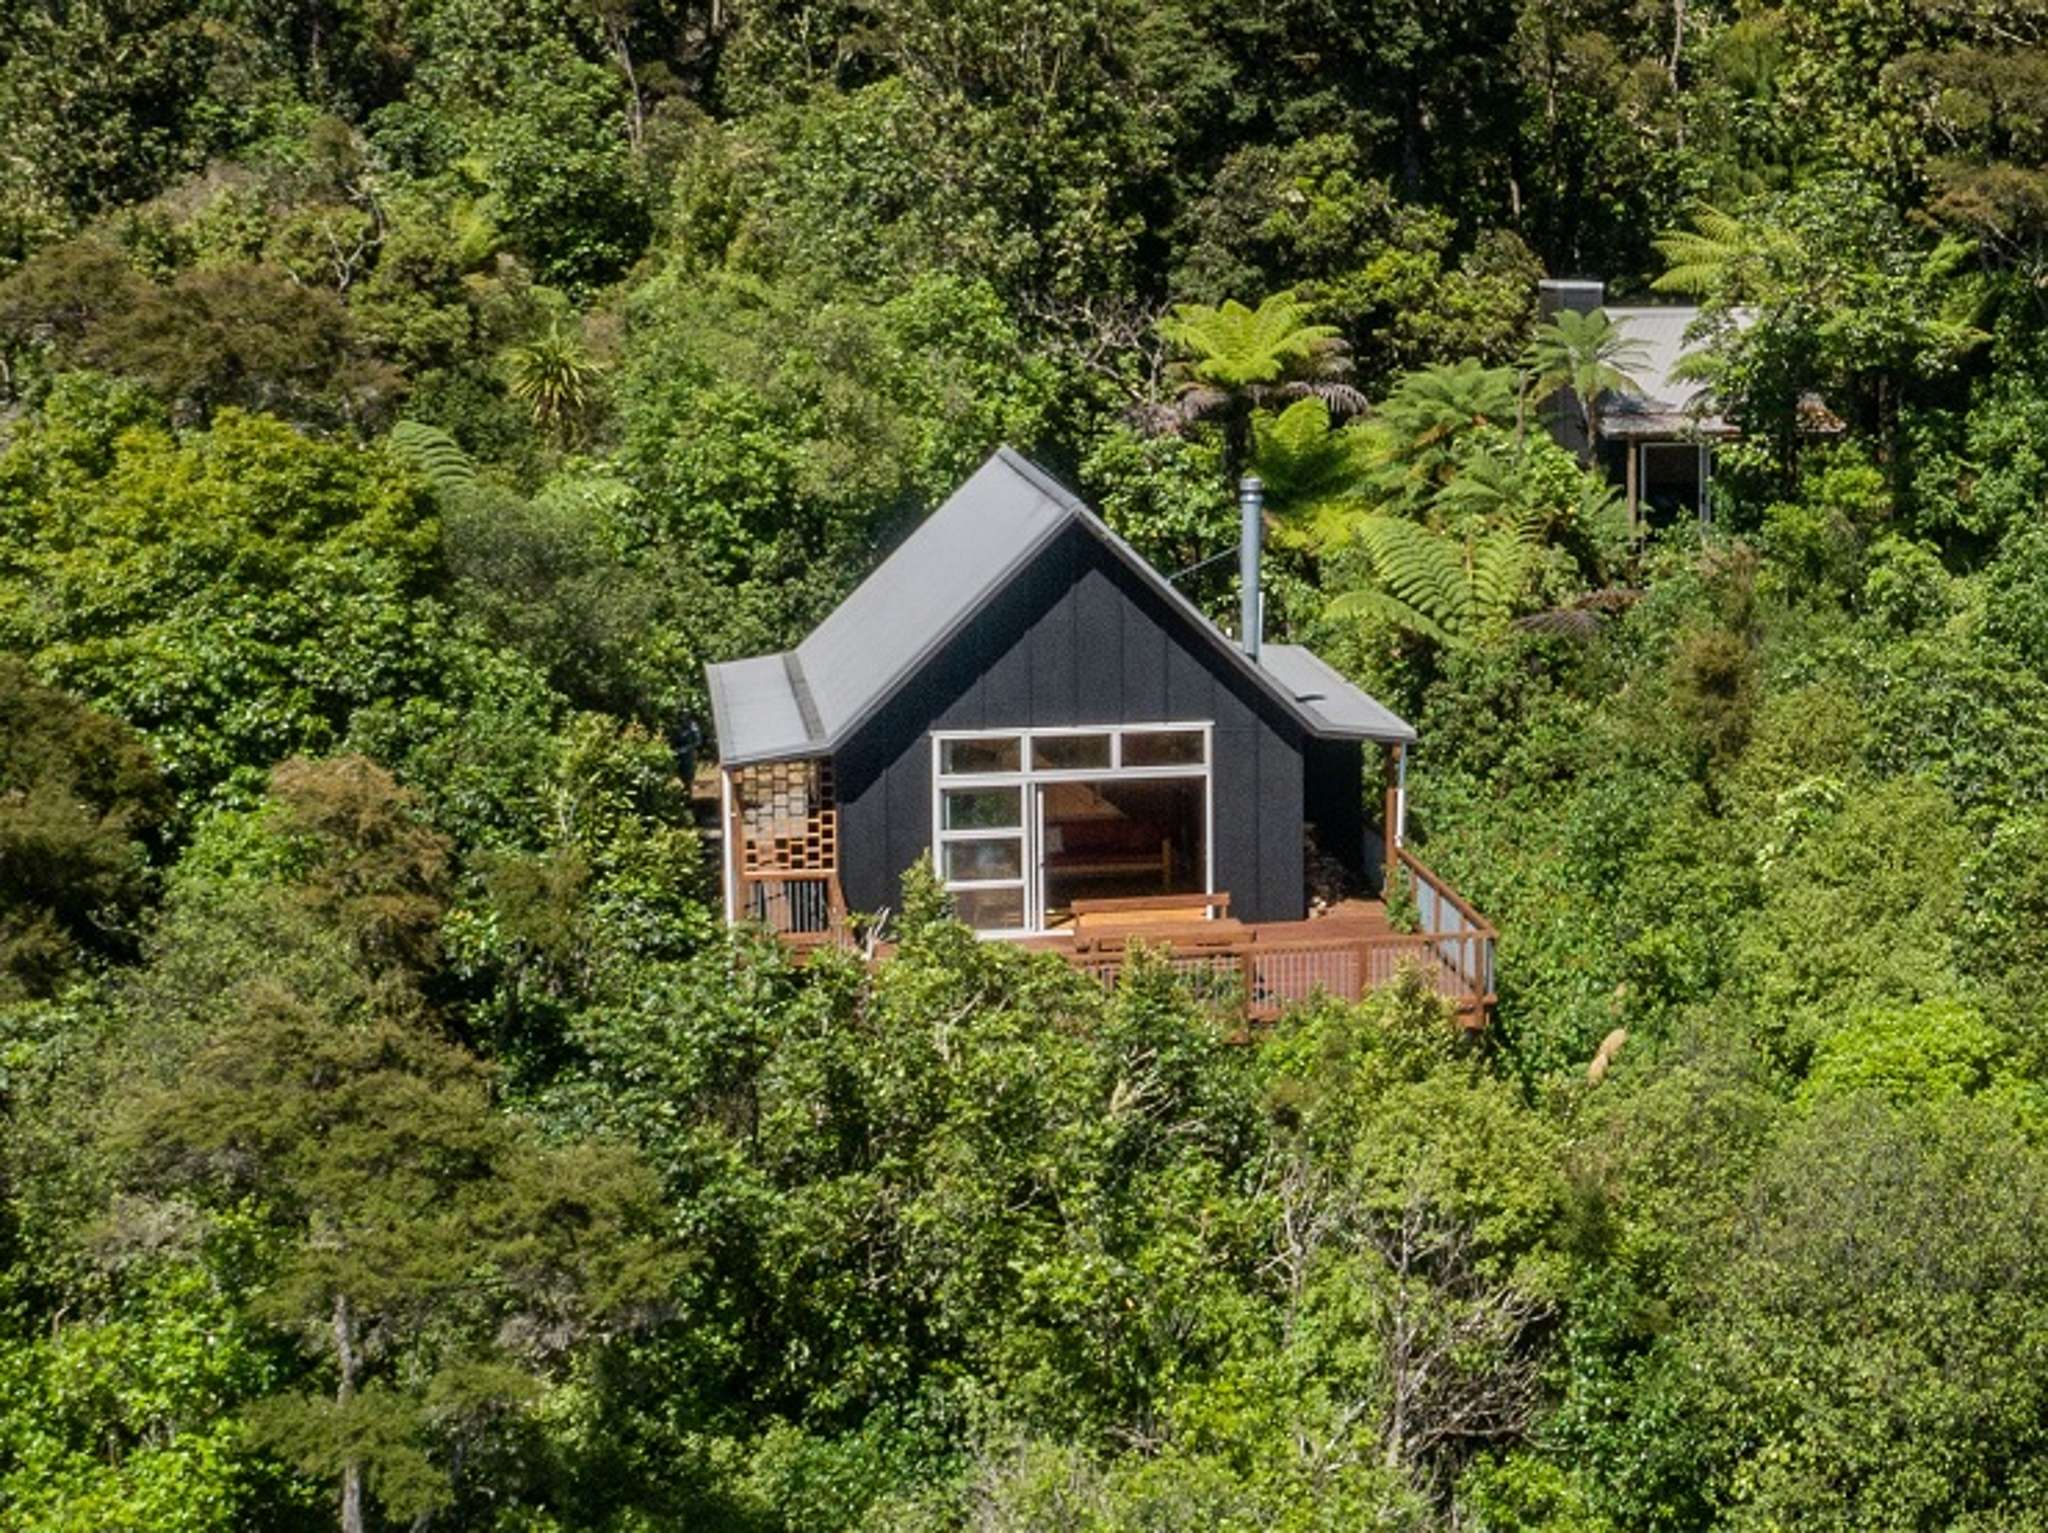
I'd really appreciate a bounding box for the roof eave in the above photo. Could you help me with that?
[1601,414,1739,441]
[715,741,835,769]
[704,654,830,766]
[703,660,738,765]
[1324,721,1418,745]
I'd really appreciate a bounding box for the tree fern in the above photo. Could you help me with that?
[1434,445,1524,525]
[1653,203,1801,299]
[1251,398,1367,544]
[386,420,479,499]
[1329,510,1543,647]
[1159,293,1346,390]
[1156,291,1365,483]
[1355,361,1520,508]
[1376,360,1518,450]
[1524,309,1651,464]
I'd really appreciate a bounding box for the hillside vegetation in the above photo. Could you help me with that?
[5,1,2048,1528]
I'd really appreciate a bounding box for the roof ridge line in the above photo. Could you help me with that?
[710,447,1415,765]
[993,446,1092,519]
[781,650,825,746]
[789,450,1082,748]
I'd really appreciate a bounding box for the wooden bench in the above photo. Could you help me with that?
[1069,891,1235,952]
[1070,890,1229,924]
[1076,916,1247,954]
[1047,837,1173,883]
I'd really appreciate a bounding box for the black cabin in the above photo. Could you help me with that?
[705,449,1424,940]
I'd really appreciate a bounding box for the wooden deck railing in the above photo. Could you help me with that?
[1397,846,1498,1006]
[739,845,1496,1025]
[1073,933,1490,1027]
[738,869,846,943]
[1073,928,1489,1024]
[1068,850,1496,1024]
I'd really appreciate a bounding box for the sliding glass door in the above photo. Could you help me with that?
[1037,775,1207,922]
[932,725,1212,935]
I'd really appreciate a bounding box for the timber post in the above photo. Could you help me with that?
[1384,742,1405,894]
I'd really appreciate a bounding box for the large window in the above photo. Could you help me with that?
[932,725,1212,935]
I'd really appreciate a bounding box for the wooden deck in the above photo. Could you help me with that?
[1023,887,1493,1028]
[767,851,1495,1028]
[717,753,1495,1028]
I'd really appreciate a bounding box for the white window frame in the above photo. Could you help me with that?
[930,723,1215,937]
[1640,440,1713,524]
[932,782,1030,935]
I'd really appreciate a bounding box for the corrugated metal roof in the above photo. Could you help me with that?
[1601,305,1753,438]
[1259,645,1416,743]
[794,450,1082,742]
[1606,305,1708,413]
[705,447,1415,764]
[705,652,817,761]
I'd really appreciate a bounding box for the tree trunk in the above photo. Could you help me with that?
[1401,90,1425,197]
[612,25,645,155]
[1224,407,1251,492]
[335,1293,365,1533]
[1669,0,1688,150]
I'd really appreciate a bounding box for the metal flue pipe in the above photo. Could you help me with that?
[1238,474,1264,660]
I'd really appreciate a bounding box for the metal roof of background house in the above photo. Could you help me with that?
[1601,304,1742,440]
[705,448,1416,765]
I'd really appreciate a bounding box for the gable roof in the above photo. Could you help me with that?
[1601,304,1748,440]
[705,448,1415,765]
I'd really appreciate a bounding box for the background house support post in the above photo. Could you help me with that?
[721,767,739,924]
[1625,441,1639,536]
[1384,742,1407,891]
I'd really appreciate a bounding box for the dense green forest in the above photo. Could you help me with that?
[5,0,2048,1527]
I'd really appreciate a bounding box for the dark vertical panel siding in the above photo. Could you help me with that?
[979,612,1033,726]
[1074,564,1125,723]
[833,714,897,915]
[1119,595,1166,721]
[884,743,928,902]
[1028,536,1078,724]
[1257,726,1304,916]
[1164,634,1211,723]
[1209,721,1259,915]
[834,524,1313,922]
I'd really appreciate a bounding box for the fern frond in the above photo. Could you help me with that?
[1467,527,1538,616]
[387,420,478,498]
[1327,584,1454,647]
[1354,515,1472,634]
